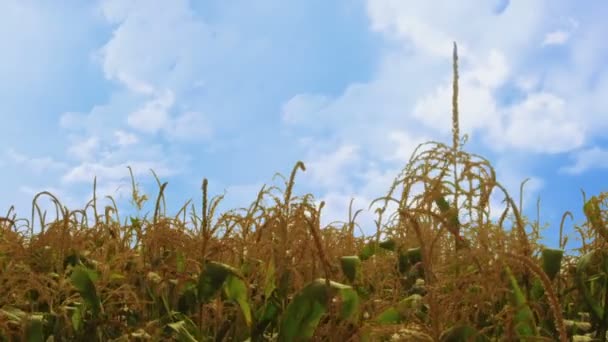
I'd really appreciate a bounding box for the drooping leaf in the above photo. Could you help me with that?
[375,294,426,324]
[340,256,361,283]
[225,274,253,327]
[177,281,198,314]
[359,242,377,261]
[541,248,564,281]
[375,307,401,324]
[198,261,241,302]
[583,197,608,242]
[196,261,253,328]
[378,239,396,251]
[279,279,359,341]
[253,294,281,340]
[434,195,469,249]
[359,239,397,262]
[70,266,102,317]
[575,249,608,322]
[398,247,423,275]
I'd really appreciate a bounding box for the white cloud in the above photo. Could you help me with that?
[114,72,156,95]
[365,0,546,65]
[281,94,330,125]
[97,0,213,94]
[385,130,428,162]
[542,17,579,47]
[19,185,80,210]
[488,158,544,221]
[61,161,174,184]
[127,90,174,133]
[167,111,213,141]
[303,144,361,189]
[561,147,608,175]
[515,75,541,92]
[114,130,138,146]
[67,136,99,160]
[366,0,468,59]
[489,92,585,154]
[278,0,584,232]
[413,49,508,138]
[5,149,67,173]
[317,191,374,231]
[59,112,84,130]
[542,30,570,46]
[220,182,267,212]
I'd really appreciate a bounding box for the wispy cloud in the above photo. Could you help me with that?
[542,18,578,46]
[561,147,608,175]
[5,149,67,173]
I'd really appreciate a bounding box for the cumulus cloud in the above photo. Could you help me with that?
[3,0,606,246]
[385,130,429,163]
[46,0,223,208]
[127,90,174,133]
[97,0,212,94]
[278,0,587,229]
[489,92,585,154]
[304,144,361,189]
[412,49,508,138]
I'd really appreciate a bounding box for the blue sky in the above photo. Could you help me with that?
[1,0,607,252]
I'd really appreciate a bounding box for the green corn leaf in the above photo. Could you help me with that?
[359,242,377,261]
[398,247,423,275]
[225,274,253,327]
[440,324,489,342]
[279,279,359,341]
[176,251,185,273]
[340,256,361,283]
[25,314,44,342]
[575,249,608,322]
[359,239,395,261]
[264,260,277,299]
[198,261,241,302]
[584,197,608,242]
[505,266,537,338]
[541,248,564,281]
[70,266,102,318]
[177,281,198,314]
[434,195,469,249]
[378,239,396,251]
[375,307,401,324]
[375,294,426,324]
[197,261,252,327]
[71,305,83,333]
